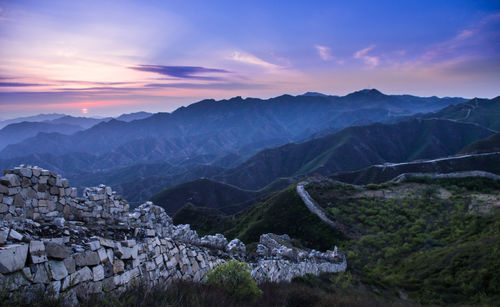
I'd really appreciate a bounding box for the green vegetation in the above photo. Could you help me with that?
[206,260,262,301]
[460,132,500,154]
[0,278,387,307]
[180,177,500,305]
[307,177,500,305]
[225,186,344,251]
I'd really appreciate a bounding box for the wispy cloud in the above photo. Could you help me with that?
[129,65,230,80]
[146,82,266,90]
[315,45,333,61]
[229,51,280,69]
[354,45,379,67]
[0,82,46,87]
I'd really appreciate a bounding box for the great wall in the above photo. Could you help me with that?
[0,165,346,305]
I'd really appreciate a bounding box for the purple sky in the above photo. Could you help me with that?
[0,0,499,118]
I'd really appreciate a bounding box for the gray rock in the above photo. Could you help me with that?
[75,251,100,267]
[227,238,246,255]
[48,260,68,280]
[0,174,20,187]
[92,265,104,281]
[0,244,28,273]
[8,229,23,241]
[46,242,70,259]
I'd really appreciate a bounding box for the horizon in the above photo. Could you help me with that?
[0,87,479,120]
[1,0,499,118]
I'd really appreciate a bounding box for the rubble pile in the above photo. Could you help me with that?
[0,165,346,305]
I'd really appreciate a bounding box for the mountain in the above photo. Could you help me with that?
[215,119,494,189]
[460,133,500,154]
[150,178,260,215]
[49,115,111,129]
[115,111,152,122]
[423,96,500,131]
[0,121,83,150]
[0,90,464,161]
[0,113,66,129]
[179,175,500,305]
[331,152,500,185]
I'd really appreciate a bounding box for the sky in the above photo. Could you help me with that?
[0,0,499,118]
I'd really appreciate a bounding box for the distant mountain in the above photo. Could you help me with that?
[300,92,328,97]
[49,115,111,129]
[150,178,260,215]
[215,119,494,189]
[422,96,500,131]
[331,152,500,185]
[0,90,464,161]
[115,111,152,122]
[460,133,500,154]
[0,121,83,151]
[0,113,66,129]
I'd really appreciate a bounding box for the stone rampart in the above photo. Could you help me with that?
[0,165,346,305]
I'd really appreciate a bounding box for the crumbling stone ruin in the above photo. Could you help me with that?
[0,165,346,305]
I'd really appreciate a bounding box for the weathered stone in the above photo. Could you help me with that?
[64,257,76,274]
[45,242,70,259]
[75,251,100,267]
[92,265,104,281]
[8,229,23,241]
[0,174,20,187]
[112,259,124,274]
[31,263,50,283]
[29,240,48,264]
[48,260,68,280]
[97,248,108,263]
[86,240,100,251]
[0,244,28,273]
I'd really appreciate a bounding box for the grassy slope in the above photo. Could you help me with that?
[308,177,500,305]
[460,132,500,154]
[185,177,500,305]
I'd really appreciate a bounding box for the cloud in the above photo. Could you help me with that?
[354,45,379,67]
[129,65,230,80]
[315,45,333,61]
[0,82,46,87]
[230,51,280,69]
[146,82,266,90]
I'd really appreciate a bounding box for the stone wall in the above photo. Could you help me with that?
[0,165,346,305]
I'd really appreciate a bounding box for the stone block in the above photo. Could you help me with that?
[113,259,124,274]
[8,229,23,241]
[75,251,100,267]
[46,242,70,259]
[0,244,28,273]
[0,174,20,187]
[92,265,104,281]
[48,260,68,280]
[64,257,76,274]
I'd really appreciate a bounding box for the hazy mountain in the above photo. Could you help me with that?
[215,119,494,189]
[0,90,464,160]
[331,152,500,185]
[0,113,66,129]
[115,111,152,122]
[460,133,500,154]
[0,121,83,151]
[423,96,500,131]
[49,115,111,129]
[150,178,260,215]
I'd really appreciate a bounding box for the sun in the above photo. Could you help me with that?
[81,108,88,114]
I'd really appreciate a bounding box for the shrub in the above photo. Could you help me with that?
[206,260,262,301]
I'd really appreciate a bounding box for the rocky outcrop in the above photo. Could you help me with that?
[0,165,346,305]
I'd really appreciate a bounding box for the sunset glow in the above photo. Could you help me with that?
[0,0,499,118]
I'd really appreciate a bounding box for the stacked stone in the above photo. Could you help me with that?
[81,185,129,226]
[0,165,75,223]
[0,165,346,305]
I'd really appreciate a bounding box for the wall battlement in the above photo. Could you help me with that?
[0,165,346,305]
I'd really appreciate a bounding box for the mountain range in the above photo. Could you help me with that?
[2,90,498,209]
